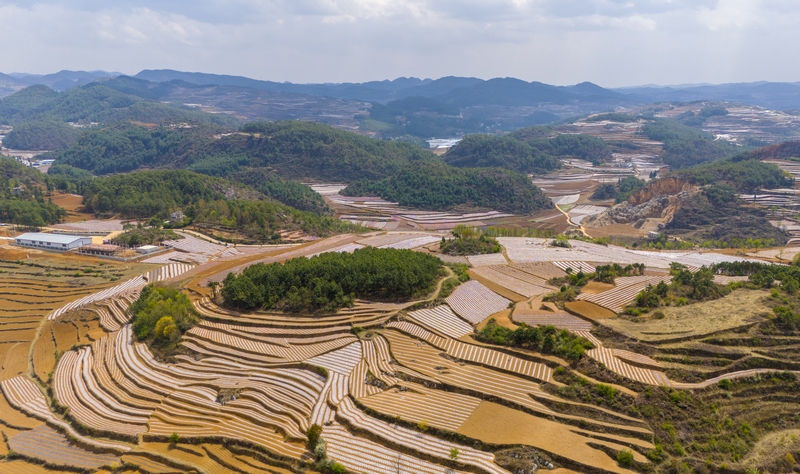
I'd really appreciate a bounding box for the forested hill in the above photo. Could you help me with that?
[225,121,436,181]
[0,83,237,133]
[50,120,437,182]
[79,170,261,218]
[2,120,80,150]
[748,141,800,161]
[0,156,66,227]
[443,131,611,173]
[640,118,738,169]
[669,157,792,193]
[341,160,552,214]
[78,169,356,240]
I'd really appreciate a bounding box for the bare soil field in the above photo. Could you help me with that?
[565,300,618,320]
[600,289,771,341]
[584,223,645,239]
[580,281,616,294]
[48,193,95,223]
[457,401,646,474]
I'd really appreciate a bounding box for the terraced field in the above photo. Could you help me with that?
[2,232,799,474]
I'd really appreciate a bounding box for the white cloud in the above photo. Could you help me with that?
[0,0,797,86]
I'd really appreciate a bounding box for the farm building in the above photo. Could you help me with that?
[78,243,122,257]
[15,232,92,251]
[135,245,160,254]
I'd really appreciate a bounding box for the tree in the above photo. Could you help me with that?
[168,432,180,444]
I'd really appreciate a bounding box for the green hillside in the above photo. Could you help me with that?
[0,156,66,227]
[2,120,80,150]
[0,83,238,128]
[341,160,552,214]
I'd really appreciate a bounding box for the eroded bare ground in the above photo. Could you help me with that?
[3,233,800,474]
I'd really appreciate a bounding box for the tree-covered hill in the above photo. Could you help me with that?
[222,248,442,312]
[0,156,66,227]
[80,170,260,218]
[0,83,238,128]
[50,120,437,183]
[443,135,560,173]
[225,121,436,181]
[443,131,611,173]
[669,156,792,193]
[749,140,800,161]
[46,123,204,175]
[78,169,355,240]
[2,120,81,150]
[640,118,738,168]
[342,160,553,214]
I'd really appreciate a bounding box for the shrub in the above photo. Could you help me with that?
[314,438,327,460]
[718,378,733,390]
[786,452,796,466]
[130,284,199,356]
[596,383,618,401]
[329,462,346,474]
[617,449,634,467]
[307,424,322,448]
[551,235,571,248]
[449,448,460,460]
[417,420,429,432]
[168,432,180,444]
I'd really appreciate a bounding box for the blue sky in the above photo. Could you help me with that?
[0,0,796,87]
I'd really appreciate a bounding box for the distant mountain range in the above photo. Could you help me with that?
[2,69,800,110]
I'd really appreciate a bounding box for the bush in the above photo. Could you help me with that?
[168,432,180,444]
[329,462,346,474]
[596,383,618,401]
[718,379,733,390]
[617,449,634,467]
[551,235,571,248]
[475,320,593,361]
[130,285,199,356]
[307,424,322,448]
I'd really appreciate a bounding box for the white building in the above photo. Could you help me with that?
[15,232,92,251]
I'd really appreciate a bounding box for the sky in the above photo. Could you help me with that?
[0,0,797,87]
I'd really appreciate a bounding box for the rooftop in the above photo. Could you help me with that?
[15,232,88,244]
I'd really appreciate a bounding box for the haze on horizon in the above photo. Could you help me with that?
[0,0,797,88]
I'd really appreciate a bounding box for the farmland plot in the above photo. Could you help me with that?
[576,275,672,313]
[446,280,511,324]
[8,425,120,470]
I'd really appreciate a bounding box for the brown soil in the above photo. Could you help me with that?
[584,224,644,239]
[0,247,30,260]
[457,401,646,473]
[52,321,79,352]
[32,322,56,383]
[476,309,518,331]
[565,301,617,320]
[581,281,616,294]
[0,328,37,343]
[0,343,29,379]
[49,193,94,223]
[0,391,43,429]
[0,460,75,473]
[599,289,771,342]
